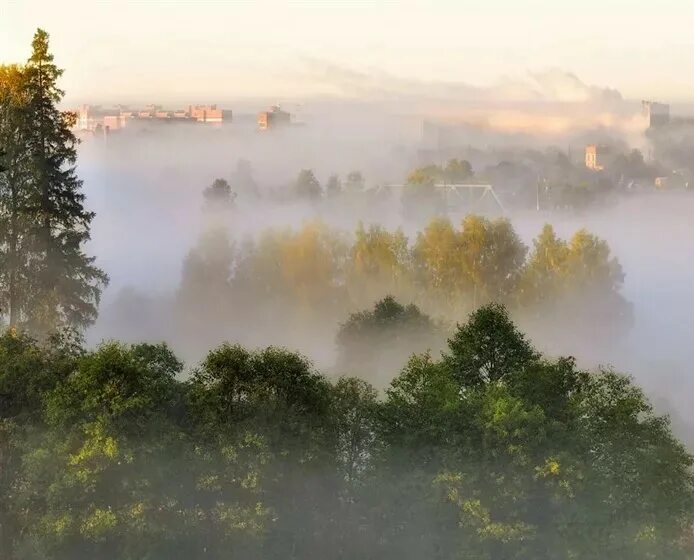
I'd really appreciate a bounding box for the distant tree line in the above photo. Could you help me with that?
[177,216,632,360]
[0,304,691,559]
[206,151,666,219]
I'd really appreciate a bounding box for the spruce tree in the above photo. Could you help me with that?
[21,29,107,334]
[0,64,32,328]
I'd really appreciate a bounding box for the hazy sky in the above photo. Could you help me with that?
[2,0,694,105]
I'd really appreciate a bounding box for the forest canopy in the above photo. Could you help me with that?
[0,304,691,559]
[173,216,632,364]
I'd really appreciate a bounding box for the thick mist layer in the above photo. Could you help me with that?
[77,114,694,445]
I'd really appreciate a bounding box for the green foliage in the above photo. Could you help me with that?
[176,228,235,341]
[379,304,693,560]
[347,222,412,308]
[203,178,236,210]
[444,302,538,388]
[0,29,108,336]
[412,216,527,316]
[519,224,632,348]
[230,159,259,198]
[444,158,474,182]
[336,296,442,385]
[344,170,365,193]
[177,216,631,363]
[0,304,692,559]
[294,169,322,200]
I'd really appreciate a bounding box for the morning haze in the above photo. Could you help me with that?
[1,3,693,558]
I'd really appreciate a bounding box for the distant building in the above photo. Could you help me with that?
[642,100,670,128]
[77,105,125,132]
[585,144,610,171]
[73,103,228,132]
[76,105,93,130]
[189,105,223,123]
[257,105,290,130]
[102,115,123,132]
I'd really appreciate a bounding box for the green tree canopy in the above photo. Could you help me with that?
[444,302,538,388]
[203,178,236,210]
[0,308,691,560]
[293,169,322,200]
[336,296,443,384]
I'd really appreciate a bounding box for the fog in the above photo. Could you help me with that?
[76,100,694,446]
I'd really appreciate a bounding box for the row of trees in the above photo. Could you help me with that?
[178,216,631,357]
[200,167,367,206]
[274,155,617,216]
[0,29,107,336]
[293,169,366,201]
[1,304,691,559]
[204,152,653,216]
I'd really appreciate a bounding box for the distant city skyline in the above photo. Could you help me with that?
[3,0,694,105]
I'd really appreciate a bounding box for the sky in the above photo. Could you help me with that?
[2,0,694,105]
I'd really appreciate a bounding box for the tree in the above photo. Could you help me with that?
[381,305,693,560]
[189,344,338,559]
[19,343,189,560]
[411,216,526,314]
[344,171,365,193]
[277,222,347,317]
[176,228,235,342]
[402,165,445,221]
[443,159,473,183]
[203,178,236,210]
[21,29,108,334]
[0,328,82,556]
[458,216,527,306]
[0,322,692,559]
[331,377,378,487]
[325,174,342,198]
[336,296,443,385]
[444,303,538,388]
[407,164,442,186]
[230,223,348,342]
[231,158,259,198]
[294,169,322,200]
[518,224,568,307]
[519,226,632,350]
[412,217,465,313]
[403,160,473,186]
[611,149,657,183]
[0,64,32,328]
[347,223,412,307]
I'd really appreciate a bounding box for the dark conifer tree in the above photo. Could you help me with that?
[21,29,107,333]
[0,64,32,328]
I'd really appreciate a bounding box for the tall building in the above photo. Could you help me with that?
[585,144,610,171]
[642,100,670,128]
[257,105,291,130]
